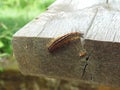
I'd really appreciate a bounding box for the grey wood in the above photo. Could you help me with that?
[14,7,97,38]
[13,0,120,87]
[49,0,106,10]
[108,0,120,11]
[86,7,120,42]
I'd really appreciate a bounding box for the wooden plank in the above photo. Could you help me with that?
[86,7,120,42]
[49,0,106,10]
[14,7,97,37]
[13,7,98,84]
[12,0,120,88]
[84,7,120,87]
[108,0,120,11]
[13,7,97,76]
[85,40,120,87]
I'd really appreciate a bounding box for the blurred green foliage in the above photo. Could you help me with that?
[0,0,55,58]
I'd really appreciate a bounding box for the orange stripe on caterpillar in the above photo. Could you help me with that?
[48,32,83,53]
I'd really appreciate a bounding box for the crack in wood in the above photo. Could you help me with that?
[81,63,88,78]
[81,50,93,78]
[81,54,90,78]
[37,21,49,37]
[85,8,98,37]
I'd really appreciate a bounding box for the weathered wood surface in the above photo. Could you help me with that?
[12,0,120,87]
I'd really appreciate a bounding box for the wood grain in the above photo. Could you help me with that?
[13,0,120,87]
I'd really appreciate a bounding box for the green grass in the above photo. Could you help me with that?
[0,0,55,58]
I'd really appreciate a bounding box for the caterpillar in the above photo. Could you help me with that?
[48,32,83,53]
